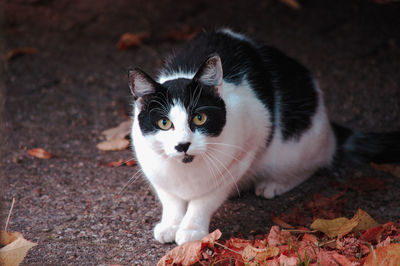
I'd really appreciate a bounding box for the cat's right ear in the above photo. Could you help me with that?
[128,68,157,100]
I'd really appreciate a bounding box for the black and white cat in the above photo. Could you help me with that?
[129,29,400,245]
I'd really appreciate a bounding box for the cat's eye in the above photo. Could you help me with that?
[193,113,207,126]
[157,118,173,130]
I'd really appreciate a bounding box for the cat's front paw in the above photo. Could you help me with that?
[175,227,208,245]
[154,222,179,243]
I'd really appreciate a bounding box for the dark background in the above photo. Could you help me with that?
[1,0,399,264]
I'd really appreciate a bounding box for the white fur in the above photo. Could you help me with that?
[132,74,335,245]
[158,72,195,84]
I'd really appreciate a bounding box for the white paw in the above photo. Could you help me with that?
[255,181,287,199]
[154,222,179,243]
[175,227,208,245]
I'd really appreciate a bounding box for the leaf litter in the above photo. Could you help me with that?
[159,207,400,265]
[1,199,37,266]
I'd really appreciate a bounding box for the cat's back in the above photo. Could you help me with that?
[161,29,267,84]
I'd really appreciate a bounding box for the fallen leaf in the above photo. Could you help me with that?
[310,217,351,238]
[28,148,54,159]
[0,231,37,266]
[352,209,380,232]
[271,213,295,229]
[311,209,379,238]
[5,47,38,61]
[277,254,298,266]
[157,229,221,266]
[241,245,279,263]
[96,139,130,151]
[163,26,201,42]
[267,226,295,246]
[371,162,400,178]
[343,177,386,192]
[101,120,131,141]
[364,243,400,266]
[125,159,137,166]
[99,159,137,167]
[116,32,150,50]
[317,250,358,266]
[279,0,302,10]
[361,225,384,242]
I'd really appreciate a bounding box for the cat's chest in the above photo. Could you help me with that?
[137,150,219,199]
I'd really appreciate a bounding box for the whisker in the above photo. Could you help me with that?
[207,147,257,176]
[201,154,219,190]
[205,142,256,160]
[116,168,144,197]
[194,106,222,112]
[206,151,241,196]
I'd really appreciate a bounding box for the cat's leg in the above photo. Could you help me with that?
[153,186,187,243]
[255,174,309,199]
[175,185,231,245]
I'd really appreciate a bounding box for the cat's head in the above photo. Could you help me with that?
[129,55,226,163]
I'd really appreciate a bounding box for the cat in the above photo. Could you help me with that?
[128,28,400,245]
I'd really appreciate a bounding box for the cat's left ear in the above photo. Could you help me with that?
[194,55,223,94]
[128,68,157,100]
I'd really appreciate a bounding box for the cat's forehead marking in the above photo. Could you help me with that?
[169,104,188,129]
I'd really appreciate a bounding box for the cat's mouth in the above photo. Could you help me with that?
[182,154,195,163]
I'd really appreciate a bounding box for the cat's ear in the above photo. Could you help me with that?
[128,68,157,100]
[194,55,223,93]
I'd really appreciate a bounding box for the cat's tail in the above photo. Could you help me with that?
[332,123,400,164]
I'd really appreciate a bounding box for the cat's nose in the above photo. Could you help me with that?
[175,142,191,153]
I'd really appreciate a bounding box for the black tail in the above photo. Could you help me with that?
[332,123,400,164]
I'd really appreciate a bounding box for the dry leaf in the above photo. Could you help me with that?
[310,217,351,238]
[157,229,222,266]
[279,0,302,10]
[311,209,379,238]
[101,120,131,141]
[241,245,279,263]
[364,243,400,266]
[117,32,150,50]
[267,226,295,246]
[96,139,130,151]
[28,148,54,159]
[100,159,136,167]
[271,213,295,229]
[371,162,400,178]
[0,231,37,266]
[352,209,380,232]
[5,47,38,61]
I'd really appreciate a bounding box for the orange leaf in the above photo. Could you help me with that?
[241,245,279,263]
[364,243,400,266]
[271,213,295,229]
[371,162,400,178]
[5,47,38,61]
[116,32,150,50]
[157,229,221,266]
[125,159,137,166]
[267,226,295,246]
[279,0,302,10]
[28,148,54,159]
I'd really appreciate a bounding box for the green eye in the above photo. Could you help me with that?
[193,113,207,126]
[157,118,173,130]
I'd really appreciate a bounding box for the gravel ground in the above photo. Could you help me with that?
[1,0,400,265]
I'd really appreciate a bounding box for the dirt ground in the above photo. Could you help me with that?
[1,0,400,265]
